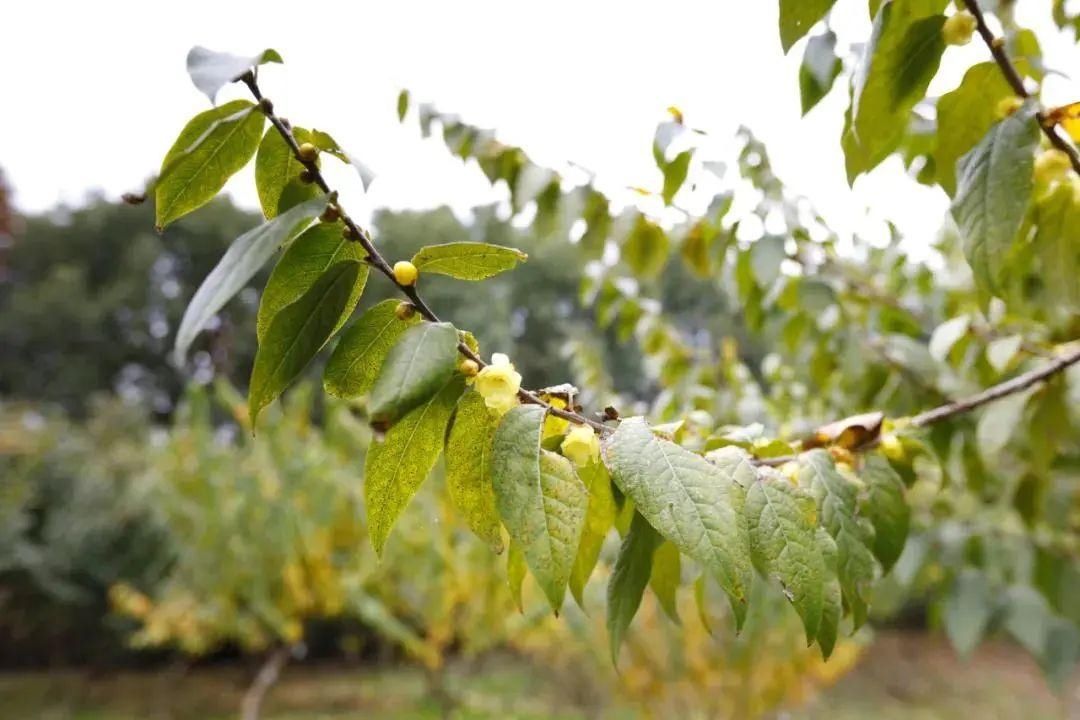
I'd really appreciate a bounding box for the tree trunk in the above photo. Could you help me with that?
[239,644,294,720]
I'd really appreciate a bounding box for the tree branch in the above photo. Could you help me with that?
[960,0,1080,175]
[756,344,1080,466]
[240,74,609,433]
[909,344,1080,427]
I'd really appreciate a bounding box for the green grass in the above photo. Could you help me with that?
[2,633,1075,719]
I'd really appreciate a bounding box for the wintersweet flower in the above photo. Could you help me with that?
[474,353,522,415]
[561,425,600,467]
[542,397,571,439]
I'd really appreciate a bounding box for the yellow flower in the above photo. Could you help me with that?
[474,353,521,415]
[561,425,600,467]
[542,397,570,439]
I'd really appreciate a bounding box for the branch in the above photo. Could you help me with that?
[240,74,608,434]
[909,344,1080,427]
[756,344,1080,466]
[960,0,1080,175]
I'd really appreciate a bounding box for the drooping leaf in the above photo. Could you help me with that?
[844,0,947,181]
[305,129,376,191]
[622,215,669,280]
[570,461,617,609]
[798,449,878,629]
[746,468,826,644]
[367,321,460,427]
[860,454,909,572]
[256,223,368,341]
[185,46,282,102]
[951,101,1039,292]
[248,261,365,424]
[602,418,754,615]
[607,511,662,662]
[816,528,843,659]
[255,127,321,219]
[365,376,465,554]
[649,541,682,624]
[445,389,504,553]
[155,100,265,229]
[397,89,410,122]
[935,62,1017,196]
[779,0,839,53]
[492,405,589,613]
[975,387,1035,461]
[174,196,326,363]
[411,242,528,280]
[579,189,612,261]
[800,31,843,115]
[944,568,994,657]
[323,299,420,399]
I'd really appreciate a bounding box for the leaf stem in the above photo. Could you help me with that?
[960,0,1080,174]
[240,73,609,433]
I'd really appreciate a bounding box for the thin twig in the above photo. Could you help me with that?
[960,0,1080,174]
[240,74,608,433]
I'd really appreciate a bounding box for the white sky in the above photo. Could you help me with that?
[3,0,1078,249]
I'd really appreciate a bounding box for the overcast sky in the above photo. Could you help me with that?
[3,0,1077,248]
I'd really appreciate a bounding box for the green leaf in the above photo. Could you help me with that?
[397,89,410,122]
[155,100,265,229]
[305,129,376,191]
[844,1,947,181]
[622,215,669,280]
[1042,618,1080,690]
[411,242,528,280]
[986,334,1022,373]
[248,261,365,424]
[255,127,321,219]
[1034,180,1080,313]
[751,235,787,288]
[779,0,838,52]
[368,321,460,427]
[256,223,368,341]
[798,449,877,629]
[800,31,843,115]
[935,62,1017,196]
[746,468,826,644]
[579,189,612,261]
[607,511,662,663]
[492,405,589,613]
[860,454,909,572]
[185,46,282,102]
[975,387,1035,461]
[649,541,682,624]
[951,102,1039,292]
[445,389,504,553]
[602,418,754,614]
[816,528,843,660]
[944,568,994,657]
[323,299,420,399]
[928,315,970,362]
[174,196,325,363]
[365,376,465,554]
[570,461,617,609]
[661,151,693,205]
